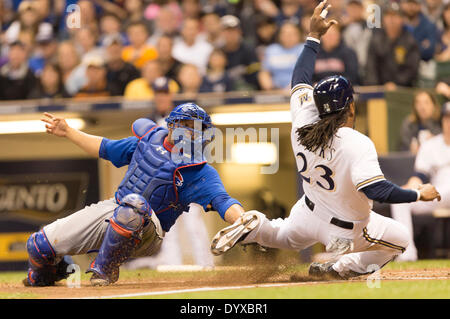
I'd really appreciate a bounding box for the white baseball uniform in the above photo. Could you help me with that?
[391,134,450,261]
[241,83,410,276]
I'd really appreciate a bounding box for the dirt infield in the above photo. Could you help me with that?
[1,266,448,299]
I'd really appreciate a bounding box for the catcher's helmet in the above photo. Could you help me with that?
[313,75,354,119]
[166,103,213,130]
[165,102,215,146]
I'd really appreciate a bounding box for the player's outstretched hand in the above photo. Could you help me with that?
[309,0,338,40]
[41,112,70,137]
[418,184,441,202]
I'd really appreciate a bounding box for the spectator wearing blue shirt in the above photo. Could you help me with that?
[258,22,304,90]
[200,48,233,93]
[313,24,359,85]
[401,0,439,62]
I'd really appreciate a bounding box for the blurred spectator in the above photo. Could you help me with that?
[147,4,181,45]
[123,0,152,30]
[313,24,359,85]
[156,34,182,81]
[122,21,158,69]
[150,76,175,126]
[342,0,373,81]
[28,63,68,99]
[0,40,37,100]
[328,0,347,21]
[124,60,179,100]
[255,0,303,26]
[200,9,224,48]
[28,26,58,76]
[0,1,15,32]
[398,90,442,153]
[57,40,94,97]
[103,35,140,96]
[56,41,82,92]
[423,0,445,29]
[99,13,126,45]
[76,0,98,30]
[391,102,450,261]
[16,28,35,54]
[220,15,261,90]
[4,0,53,44]
[254,15,278,62]
[436,81,450,98]
[300,11,312,36]
[74,55,110,98]
[74,26,104,60]
[401,0,438,62]
[435,3,450,62]
[62,0,98,39]
[181,0,202,19]
[177,63,202,98]
[258,22,304,90]
[172,17,213,74]
[200,48,233,93]
[94,0,127,21]
[365,3,420,88]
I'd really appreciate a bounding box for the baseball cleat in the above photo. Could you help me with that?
[308,262,344,280]
[89,273,111,286]
[210,211,260,256]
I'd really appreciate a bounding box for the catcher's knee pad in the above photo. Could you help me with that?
[26,230,56,268]
[112,204,146,236]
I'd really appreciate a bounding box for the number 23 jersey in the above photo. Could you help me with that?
[290,83,386,222]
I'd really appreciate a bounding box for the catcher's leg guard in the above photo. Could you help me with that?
[86,204,146,286]
[24,230,74,287]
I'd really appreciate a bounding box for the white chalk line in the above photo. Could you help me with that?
[76,276,449,299]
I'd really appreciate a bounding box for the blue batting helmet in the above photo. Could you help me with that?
[313,75,354,119]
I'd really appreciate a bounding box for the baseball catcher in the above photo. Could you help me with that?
[25,103,245,286]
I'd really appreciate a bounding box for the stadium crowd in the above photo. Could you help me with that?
[0,0,450,101]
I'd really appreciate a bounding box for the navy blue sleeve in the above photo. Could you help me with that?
[361,180,418,203]
[419,22,438,62]
[291,39,321,87]
[99,136,139,168]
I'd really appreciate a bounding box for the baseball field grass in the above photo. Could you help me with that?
[0,259,448,299]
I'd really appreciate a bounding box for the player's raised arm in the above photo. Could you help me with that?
[41,112,103,157]
[291,0,337,89]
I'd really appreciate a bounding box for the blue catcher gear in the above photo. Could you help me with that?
[313,75,354,119]
[86,194,151,286]
[165,102,215,146]
[115,118,207,232]
[24,230,75,286]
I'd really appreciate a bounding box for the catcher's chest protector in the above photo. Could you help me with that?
[115,126,206,232]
